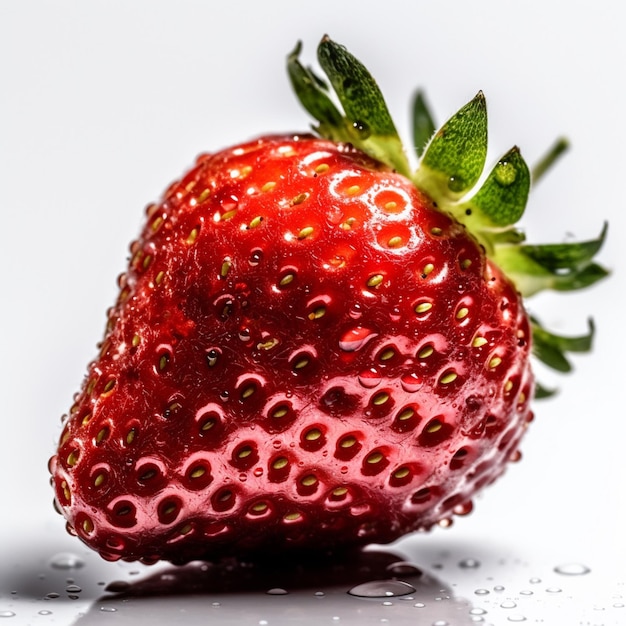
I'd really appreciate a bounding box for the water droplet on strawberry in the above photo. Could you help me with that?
[358,368,382,388]
[400,373,422,393]
[339,327,377,352]
[348,580,416,598]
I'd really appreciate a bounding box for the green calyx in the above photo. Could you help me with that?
[288,36,609,387]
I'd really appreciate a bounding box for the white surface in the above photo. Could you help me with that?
[1,2,624,625]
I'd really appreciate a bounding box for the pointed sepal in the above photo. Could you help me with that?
[412,90,436,158]
[415,92,488,201]
[531,317,595,373]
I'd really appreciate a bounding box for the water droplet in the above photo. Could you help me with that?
[529,577,541,584]
[314,591,325,597]
[507,616,526,623]
[38,611,53,616]
[351,120,371,140]
[495,161,517,186]
[494,585,505,592]
[339,327,377,352]
[348,580,416,598]
[546,587,562,593]
[349,303,363,320]
[469,608,487,616]
[459,558,481,569]
[400,373,422,393]
[519,590,533,596]
[66,585,82,594]
[614,602,625,608]
[554,562,591,576]
[45,593,60,599]
[474,589,489,596]
[0,612,15,618]
[386,561,422,577]
[49,552,85,570]
[358,368,382,388]
[500,600,517,609]
[414,602,426,608]
[105,580,131,593]
[267,588,288,595]
[432,620,449,626]
[100,606,118,612]
[212,602,221,608]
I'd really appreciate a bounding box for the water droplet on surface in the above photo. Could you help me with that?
[554,562,591,576]
[414,602,426,608]
[66,585,82,593]
[474,588,489,596]
[100,607,118,613]
[500,600,517,609]
[49,552,85,570]
[314,591,325,597]
[529,577,541,584]
[432,620,449,626]
[386,561,422,577]
[105,580,131,593]
[38,611,53,616]
[459,558,481,569]
[546,587,562,593]
[493,585,505,592]
[519,589,533,596]
[507,616,526,623]
[469,608,487,616]
[348,580,416,598]
[339,327,377,352]
[45,593,60,599]
[267,588,288,595]
[0,612,15,618]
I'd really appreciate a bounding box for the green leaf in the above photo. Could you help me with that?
[457,146,530,230]
[412,90,436,158]
[415,91,488,200]
[316,36,410,175]
[534,381,558,399]
[531,318,595,373]
[521,222,608,272]
[287,41,345,139]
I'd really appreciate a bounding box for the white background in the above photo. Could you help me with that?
[1,2,623,624]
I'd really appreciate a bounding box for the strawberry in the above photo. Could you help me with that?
[49,37,607,564]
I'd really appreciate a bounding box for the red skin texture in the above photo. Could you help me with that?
[50,135,533,564]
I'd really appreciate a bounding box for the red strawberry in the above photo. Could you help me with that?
[49,37,607,564]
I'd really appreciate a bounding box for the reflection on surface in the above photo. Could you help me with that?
[74,547,476,625]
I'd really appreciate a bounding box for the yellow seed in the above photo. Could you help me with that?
[93,473,105,488]
[272,406,289,419]
[272,457,289,470]
[298,226,314,239]
[308,306,326,320]
[504,379,514,392]
[372,392,389,406]
[418,345,434,359]
[332,487,348,497]
[261,181,276,192]
[62,481,71,502]
[82,517,94,533]
[248,215,264,229]
[301,475,318,487]
[460,258,472,269]
[201,417,216,431]
[293,358,309,370]
[151,216,164,232]
[240,166,252,177]
[279,273,295,287]
[103,378,116,393]
[241,385,256,399]
[185,180,197,193]
[142,254,152,269]
[179,523,192,535]
[66,450,79,467]
[518,392,527,404]
[367,274,384,288]
[238,447,253,459]
[393,467,410,479]
[340,217,356,230]
[159,354,169,370]
[126,428,136,445]
[472,336,488,348]
[96,428,108,443]
[257,338,279,350]
[346,184,360,195]
[186,227,199,244]
[190,466,206,479]
[387,236,403,248]
[384,201,398,211]
[155,270,165,285]
[131,334,141,347]
[415,302,433,314]
[489,356,502,369]
[440,371,458,385]
[291,193,308,206]
[431,227,443,236]
[340,436,357,448]
[305,428,322,441]
[397,408,415,421]
[197,188,211,203]
[81,413,92,426]
[426,420,443,433]
[283,512,302,521]
[252,502,268,513]
[456,307,469,320]
[221,209,238,221]
[422,263,435,276]
[379,348,395,361]
[366,452,384,464]
[314,163,329,174]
